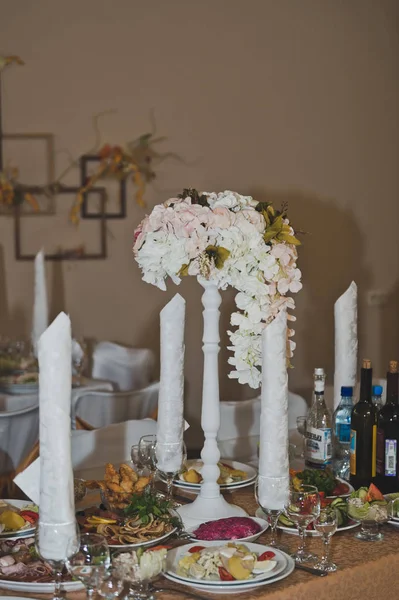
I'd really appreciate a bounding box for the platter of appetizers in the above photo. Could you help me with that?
[170,460,257,491]
[185,516,268,543]
[0,501,39,539]
[290,468,353,498]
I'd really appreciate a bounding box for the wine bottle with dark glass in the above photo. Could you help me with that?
[376,361,399,494]
[349,359,377,489]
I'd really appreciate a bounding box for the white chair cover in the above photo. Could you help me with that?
[0,395,39,475]
[217,392,308,464]
[73,382,159,429]
[72,418,157,480]
[92,342,155,391]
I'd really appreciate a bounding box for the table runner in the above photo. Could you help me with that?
[1,486,398,600]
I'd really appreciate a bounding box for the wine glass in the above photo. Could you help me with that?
[313,508,338,572]
[66,533,110,599]
[112,546,167,600]
[254,477,286,549]
[138,435,157,488]
[151,440,187,502]
[296,416,307,459]
[72,338,88,386]
[131,444,145,476]
[35,521,80,600]
[285,484,320,563]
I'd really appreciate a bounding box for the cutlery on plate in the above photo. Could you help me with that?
[294,563,328,576]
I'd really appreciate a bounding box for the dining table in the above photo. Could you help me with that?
[0,482,398,600]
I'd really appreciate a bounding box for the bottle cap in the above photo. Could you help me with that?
[373,385,383,396]
[388,360,398,374]
[314,368,325,376]
[341,386,353,397]
[362,359,372,369]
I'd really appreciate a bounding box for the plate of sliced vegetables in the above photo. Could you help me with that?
[0,501,39,539]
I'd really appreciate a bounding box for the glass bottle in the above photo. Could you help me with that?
[372,385,383,410]
[349,359,377,489]
[376,361,399,493]
[305,368,332,469]
[332,386,353,481]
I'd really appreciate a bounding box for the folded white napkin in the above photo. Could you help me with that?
[31,249,48,357]
[37,312,76,561]
[156,294,186,473]
[258,309,289,510]
[13,457,40,505]
[334,282,358,411]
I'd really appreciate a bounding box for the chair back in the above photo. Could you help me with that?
[92,342,155,391]
[72,418,157,479]
[0,396,39,475]
[73,382,159,429]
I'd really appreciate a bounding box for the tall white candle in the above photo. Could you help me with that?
[258,309,289,510]
[156,294,185,472]
[38,312,76,561]
[334,281,358,411]
[32,249,48,357]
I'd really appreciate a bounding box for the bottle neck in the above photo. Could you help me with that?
[359,367,372,403]
[386,371,399,405]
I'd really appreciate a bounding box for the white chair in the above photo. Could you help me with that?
[0,396,39,475]
[72,382,159,429]
[217,392,308,464]
[92,342,155,391]
[72,418,157,480]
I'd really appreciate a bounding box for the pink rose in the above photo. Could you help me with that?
[210,206,235,229]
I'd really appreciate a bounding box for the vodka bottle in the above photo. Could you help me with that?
[332,386,353,481]
[305,368,332,469]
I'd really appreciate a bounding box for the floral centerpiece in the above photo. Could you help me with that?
[133,189,302,388]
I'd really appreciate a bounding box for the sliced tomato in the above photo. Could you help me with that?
[258,551,275,561]
[306,522,314,530]
[218,567,234,581]
[188,546,205,553]
[19,510,39,523]
[149,545,171,552]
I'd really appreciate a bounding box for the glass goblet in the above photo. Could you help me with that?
[151,441,187,502]
[285,485,320,563]
[131,444,145,476]
[138,435,157,489]
[254,477,285,549]
[296,416,307,459]
[313,508,338,572]
[66,533,110,600]
[35,520,80,600]
[112,546,167,600]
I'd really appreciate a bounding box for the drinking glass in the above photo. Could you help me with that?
[72,338,88,386]
[112,547,167,600]
[313,508,338,572]
[285,485,320,563]
[35,521,80,600]
[296,416,307,459]
[151,441,187,502]
[98,577,124,600]
[131,444,145,476]
[138,435,157,488]
[254,478,285,549]
[66,533,110,599]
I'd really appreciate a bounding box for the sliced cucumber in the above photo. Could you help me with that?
[330,498,347,508]
[279,514,294,527]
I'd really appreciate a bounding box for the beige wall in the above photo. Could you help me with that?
[0,0,398,446]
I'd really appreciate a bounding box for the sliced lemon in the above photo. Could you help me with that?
[86,516,118,525]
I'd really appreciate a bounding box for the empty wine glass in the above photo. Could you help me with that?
[151,440,187,502]
[131,444,145,476]
[138,435,157,489]
[313,508,338,572]
[296,416,307,459]
[35,521,80,600]
[66,533,110,599]
[254,477,286,549]
[285,485,320,563]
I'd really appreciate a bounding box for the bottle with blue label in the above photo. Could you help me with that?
[332,386,353,480]
[305,368,332,469]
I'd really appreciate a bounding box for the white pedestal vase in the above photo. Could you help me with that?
[177,278,247,528]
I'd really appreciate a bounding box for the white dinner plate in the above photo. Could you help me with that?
[165,543,294,595]
[0,579,84,594]
[172,477,256,495]
[255,508,359,536]
[186,517,268,543]
[0,500,37,538]
[172,460,257,490]
[108,526,177,549]
[0,383,39,395]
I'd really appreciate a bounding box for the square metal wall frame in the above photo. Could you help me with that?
[80,154,127,219]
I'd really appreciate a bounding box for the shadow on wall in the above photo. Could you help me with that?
[0,244,27,339]
[381,279,399,368]
[50,261,66,323]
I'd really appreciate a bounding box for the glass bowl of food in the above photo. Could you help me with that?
[347,484,397,541]
[74,478,87,504]
[112,546,167,600]
[100,489,134,516]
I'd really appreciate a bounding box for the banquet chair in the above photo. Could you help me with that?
[72,418,157,480]
[217,392,308,464]
[91,341,155,391]
[72,381,160,429]
[0,397,39,497]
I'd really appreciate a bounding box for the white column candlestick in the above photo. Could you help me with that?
[177,278,247,527]
[334,281,358,411]
[258,309,289,510]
